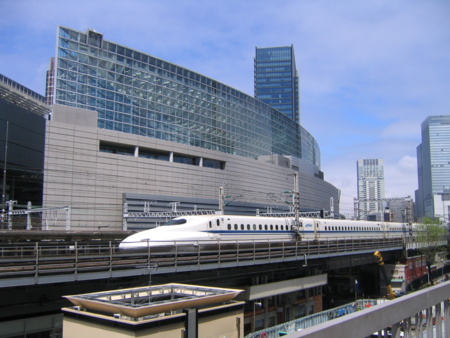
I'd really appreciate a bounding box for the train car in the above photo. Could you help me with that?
[118,214,416,250]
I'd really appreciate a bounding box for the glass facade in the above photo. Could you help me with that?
[254,46,300,123]
[51,27,319,168]
[416,115,450,219]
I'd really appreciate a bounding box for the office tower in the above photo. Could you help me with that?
[415,115,450,223]
[356,159,385,220]
[254,45,300,123]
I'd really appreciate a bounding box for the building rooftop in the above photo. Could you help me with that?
[0,74,51,117]
[64,283,242,320]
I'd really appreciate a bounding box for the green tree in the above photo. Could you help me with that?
[416,217,448,284]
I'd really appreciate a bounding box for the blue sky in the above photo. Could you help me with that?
[1,0,449,216]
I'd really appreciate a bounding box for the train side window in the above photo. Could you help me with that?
[269,225,273,230]
[253,224,256,230]
[247,224,250,230]
[299,222,303,227]
[259,224,262,230]
[216,219,220,226]
[241,224,244,230]
[281,225,284,231]
[275,225,279,230]
[209,221,212,228]
[227,224,231,230]
[264,225,268,230]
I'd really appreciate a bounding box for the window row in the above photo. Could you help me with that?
[99,140,226,169]
[227,223,291,231]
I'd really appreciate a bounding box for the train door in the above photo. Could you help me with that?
[208,217,223,240]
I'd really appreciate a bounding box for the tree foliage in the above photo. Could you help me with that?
[416,217,448,264]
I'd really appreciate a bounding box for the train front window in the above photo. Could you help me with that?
[164,219,187,226]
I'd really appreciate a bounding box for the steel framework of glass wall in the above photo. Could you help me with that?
[51,27,319,169]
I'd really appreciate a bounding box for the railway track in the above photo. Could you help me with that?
[0,237,405,282]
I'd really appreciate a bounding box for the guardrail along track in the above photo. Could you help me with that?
[0,237,404,284]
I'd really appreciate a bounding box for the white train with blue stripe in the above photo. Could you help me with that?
[118,214,416,250]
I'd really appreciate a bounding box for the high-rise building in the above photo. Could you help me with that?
[254,45,300,123]
[356,159,385,220]
[415,115,450,223]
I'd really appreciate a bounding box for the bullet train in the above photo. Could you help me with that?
[118,214,417,250]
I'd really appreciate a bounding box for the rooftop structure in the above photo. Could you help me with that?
[0,74,50,117]
[63,284,244,337]
[64,283,242,319]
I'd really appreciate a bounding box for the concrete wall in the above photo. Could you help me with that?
[43,105,340,230]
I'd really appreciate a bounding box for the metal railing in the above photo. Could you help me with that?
[0,237,404,287]
[247,299,381,338]
[276,281,450,338]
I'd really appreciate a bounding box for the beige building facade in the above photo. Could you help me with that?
[44,105,339,231]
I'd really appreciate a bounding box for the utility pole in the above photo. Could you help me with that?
[293,172,299,229]
[1,121,9,226]
[219,187,224,213]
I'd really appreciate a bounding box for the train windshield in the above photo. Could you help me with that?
[163,218,187,226]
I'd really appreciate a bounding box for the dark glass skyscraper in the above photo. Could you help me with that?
[254,45,300,123]
[415,115,450,221]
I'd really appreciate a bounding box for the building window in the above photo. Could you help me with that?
[99,140,134,156]
[173,154,198,165]
[139,147,170,161]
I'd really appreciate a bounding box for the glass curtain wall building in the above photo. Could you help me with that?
[356,159,385,220]
[52,27,317,167]
[415,115,450,222]
[254,45,300,124]
[42,26,341,229]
